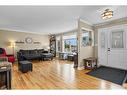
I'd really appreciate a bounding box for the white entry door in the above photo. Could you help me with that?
[98,24,127,70]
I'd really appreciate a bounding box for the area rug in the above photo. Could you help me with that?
[87,66,127,85]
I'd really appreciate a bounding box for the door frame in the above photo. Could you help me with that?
[98,24,127,70]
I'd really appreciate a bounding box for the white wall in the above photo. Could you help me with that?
[0,29,49,57]
[94,17,127,58]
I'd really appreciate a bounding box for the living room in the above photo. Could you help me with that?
[0,5,127,92]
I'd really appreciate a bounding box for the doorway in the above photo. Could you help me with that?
[98,24,127,70]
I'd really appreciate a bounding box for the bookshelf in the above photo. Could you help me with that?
[50,35,56,57]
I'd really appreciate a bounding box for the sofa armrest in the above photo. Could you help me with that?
[17,52,26,61]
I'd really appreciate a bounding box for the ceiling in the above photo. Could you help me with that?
[0,6,127,35]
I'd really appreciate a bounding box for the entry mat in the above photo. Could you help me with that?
[87,66,127,85]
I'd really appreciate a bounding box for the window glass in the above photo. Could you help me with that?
[82,31,92,46]
[64,38,77,52]
[56,36,61,52]
[111,31,124,48]
[57,40,61,51]
[101,32,105,48]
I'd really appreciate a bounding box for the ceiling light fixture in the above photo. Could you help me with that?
[101,9,113,20]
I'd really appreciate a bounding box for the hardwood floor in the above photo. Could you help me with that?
[12,59,126,89]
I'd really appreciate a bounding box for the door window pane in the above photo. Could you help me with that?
[101,32,105,48]
[111,31,124,48]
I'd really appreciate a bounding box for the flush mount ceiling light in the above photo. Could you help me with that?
[101,9,113,20]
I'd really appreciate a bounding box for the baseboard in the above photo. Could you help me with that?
[97,64,101,67]
[77,66,84,70]
[100,64,127,71]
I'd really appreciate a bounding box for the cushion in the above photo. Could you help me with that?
[20,50,29,55]
[37,49,44,54]
[0,48,4,54]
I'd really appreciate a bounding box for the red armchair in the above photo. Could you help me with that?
[0,48,15,63]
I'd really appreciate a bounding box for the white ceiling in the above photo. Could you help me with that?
[0,6,127,35]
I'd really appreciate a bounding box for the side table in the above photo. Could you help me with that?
[84,57,97,70]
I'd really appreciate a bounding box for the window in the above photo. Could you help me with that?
[82,31,92,46]
[101,32,105,48]
[56,36,61,52]
[57,40,61,51]
[111,31,124,48]
[64,38,77,52]
[63,34,77,52]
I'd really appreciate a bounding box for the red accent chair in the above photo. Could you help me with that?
[0,48,15,63]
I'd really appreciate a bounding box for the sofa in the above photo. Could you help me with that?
[0,48,15,63]
[17,49,53,61]
[42,53,53,61]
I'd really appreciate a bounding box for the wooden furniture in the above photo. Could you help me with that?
[15,41,25,44]
[84,57,97,70]
[50,35,56,57]
[0,62,12,89]
[74,53,78,68]
[15,41,41,44]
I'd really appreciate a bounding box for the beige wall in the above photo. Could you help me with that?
[0,30,49,57]
[55,20,94,70]
[78,19,94,69]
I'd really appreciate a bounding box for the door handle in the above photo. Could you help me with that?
[108,48,110,51]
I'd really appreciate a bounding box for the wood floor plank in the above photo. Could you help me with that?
[12,59,126,89]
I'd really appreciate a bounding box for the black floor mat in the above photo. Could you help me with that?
[87,66,127,85]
